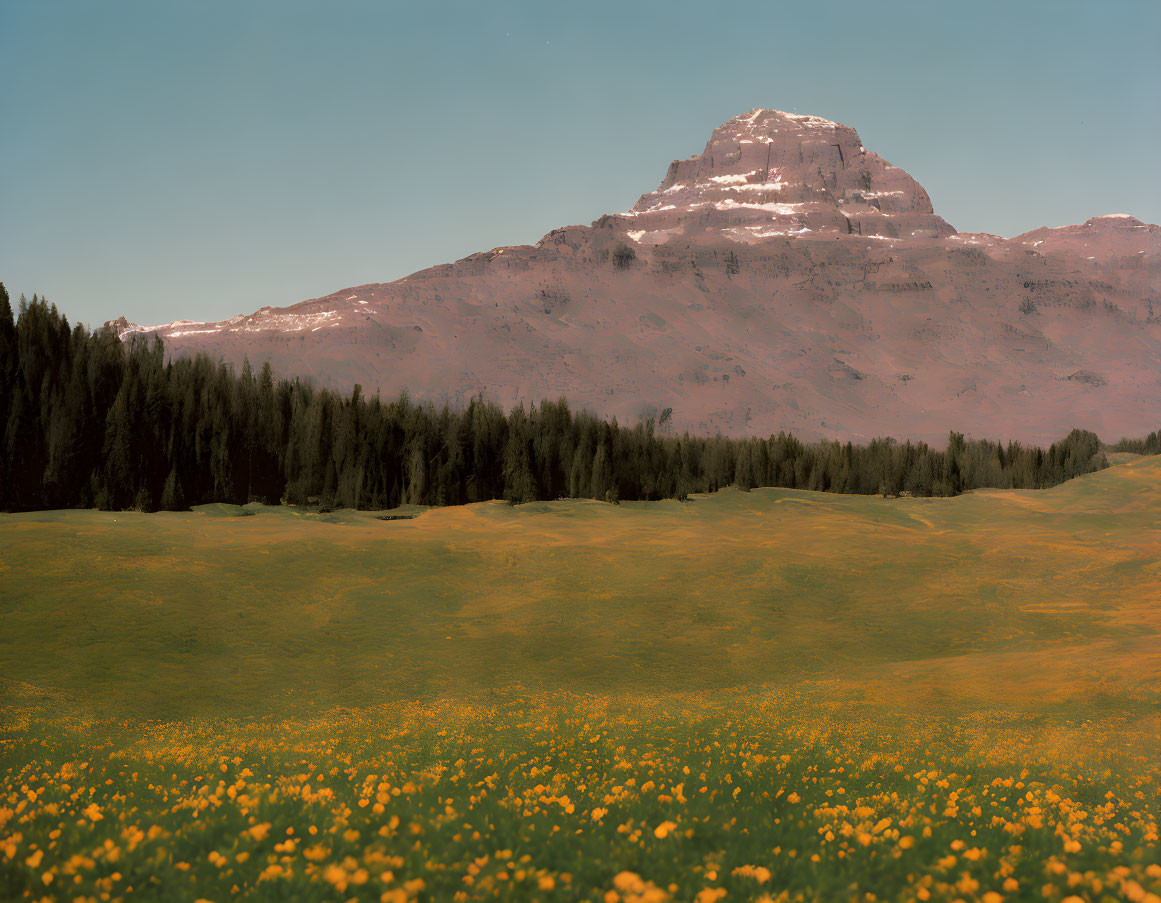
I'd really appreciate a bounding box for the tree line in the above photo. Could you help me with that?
[1112,432,1161,456]
[0,288,1126,513]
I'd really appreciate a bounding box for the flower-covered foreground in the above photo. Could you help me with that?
[3,457,1161,900]
[2,686,1158,902]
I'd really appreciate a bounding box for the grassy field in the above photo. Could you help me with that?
[1,458,1159,901]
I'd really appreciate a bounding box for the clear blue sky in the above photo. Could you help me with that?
[2,0,1158,327]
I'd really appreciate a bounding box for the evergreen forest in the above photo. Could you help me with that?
[0,287,1128,513]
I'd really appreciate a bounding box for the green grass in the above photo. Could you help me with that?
[1,459,1160,900]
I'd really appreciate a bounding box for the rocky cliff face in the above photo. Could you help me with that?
[622,109,954,244]
[111,109,1161,444]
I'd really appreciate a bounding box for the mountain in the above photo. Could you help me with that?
[112,109,1161,444]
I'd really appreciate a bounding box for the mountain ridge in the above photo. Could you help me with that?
[110,108,1161,444]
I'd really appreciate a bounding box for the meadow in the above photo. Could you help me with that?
[1,457,1159,901]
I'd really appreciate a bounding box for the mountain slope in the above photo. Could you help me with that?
[114,109,1161,443]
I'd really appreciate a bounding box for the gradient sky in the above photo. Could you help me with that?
[2,0,1159,328]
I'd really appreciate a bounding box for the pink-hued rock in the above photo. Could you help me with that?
[623,109,955,243]
[111,109,1161,445]
[1012,214,1161,262]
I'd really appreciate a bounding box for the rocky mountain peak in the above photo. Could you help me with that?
[1014,213,1159,259]
[1085,214,1145,228]
[618,108,955,245]
[102,316,144,339]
